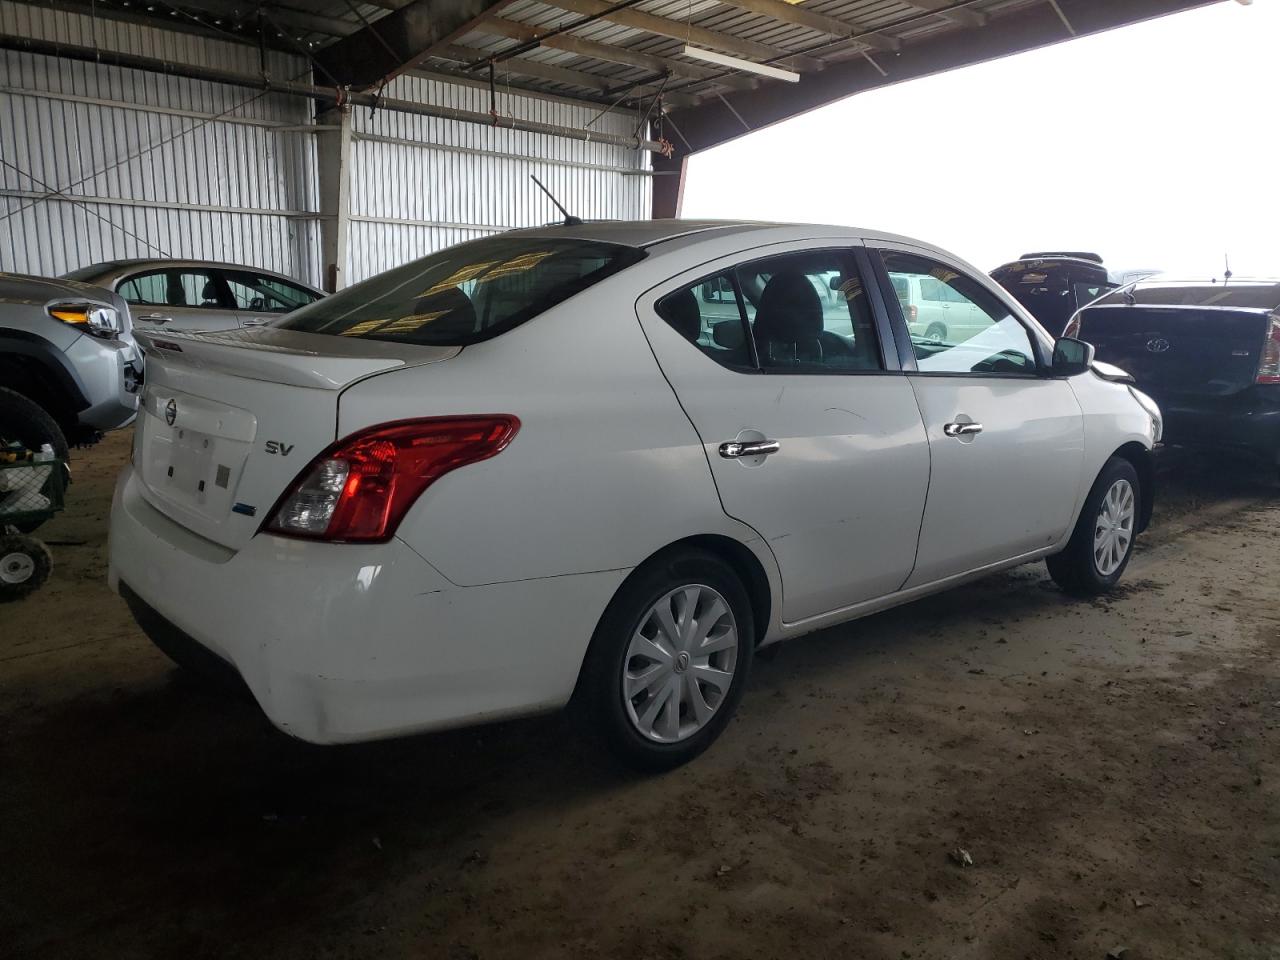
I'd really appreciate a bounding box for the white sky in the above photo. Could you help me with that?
[682,0,1279,278]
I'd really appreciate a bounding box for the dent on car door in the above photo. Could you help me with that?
[874,248,1085,586]
[638,244,931,624]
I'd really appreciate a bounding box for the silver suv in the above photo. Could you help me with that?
[0,272,141,456]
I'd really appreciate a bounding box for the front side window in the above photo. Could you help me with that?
[223,271,321,313]
[882,251,1038,376]
[278,237,645,345]
[656,250,883,374]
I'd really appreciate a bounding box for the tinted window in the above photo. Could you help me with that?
[737,250,881,372]
[278,237,645,345]
[223,271,320,313]
[656,272,753,371]
[175,270,223,309]
[116,270,169,307]
[883,251,1037,376]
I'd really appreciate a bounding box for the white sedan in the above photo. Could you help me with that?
[108,220,1162,770]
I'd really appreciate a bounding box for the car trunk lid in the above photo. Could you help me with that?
[132,328,459,551]
[1077,305,1273,400]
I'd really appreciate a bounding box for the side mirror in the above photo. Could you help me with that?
[1052,336,1095,376]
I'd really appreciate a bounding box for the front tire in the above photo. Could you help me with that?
[0,533,52,602]
[1047,456,1140,596]
[574,548,754,772]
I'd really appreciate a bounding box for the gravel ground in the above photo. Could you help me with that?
[2,432,1278,960]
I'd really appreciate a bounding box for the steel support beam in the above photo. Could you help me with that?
[314,0,511,89]
[474,15,753,89]
[542,0,824,71]
[316,106,353,292]
[0,35,668,153]
[712,0,901,52]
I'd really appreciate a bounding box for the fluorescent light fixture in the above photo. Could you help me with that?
[681,44,800,83]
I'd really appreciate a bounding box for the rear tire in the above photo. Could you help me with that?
[574,548,754,772]
[1047,456,1140,596]
[0,533,52,602]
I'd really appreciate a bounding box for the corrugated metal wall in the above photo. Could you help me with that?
[0,0,653,289]
[0,0,323,285]
[346,74,652,284]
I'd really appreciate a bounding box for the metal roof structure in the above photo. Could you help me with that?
[1,0,1221,214]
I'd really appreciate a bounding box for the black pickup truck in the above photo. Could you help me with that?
[1069,281,1280,471]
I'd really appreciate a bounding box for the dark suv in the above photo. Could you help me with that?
[991,252,1117,337]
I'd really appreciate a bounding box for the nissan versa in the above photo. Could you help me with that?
[108,221,1163,770]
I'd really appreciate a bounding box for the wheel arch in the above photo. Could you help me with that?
[1111,440,1154,533]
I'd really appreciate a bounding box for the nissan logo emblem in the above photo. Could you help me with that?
[1146,338,1171,354]
[164,398,177,426]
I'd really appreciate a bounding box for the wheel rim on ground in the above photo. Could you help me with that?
[0,551,36,585]
[926,323,946,340]
[622,584,739,743]
[1093,478,1135,576]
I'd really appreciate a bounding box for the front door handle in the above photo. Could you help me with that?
[719,439,781,459]
[943,421,983,438]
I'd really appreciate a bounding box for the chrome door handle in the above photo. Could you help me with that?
[943,421,983,438]
[137,313,171,324]
[719,439,780,459]
[242,317,271,327]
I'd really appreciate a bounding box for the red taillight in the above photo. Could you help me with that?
[1257,316,1280,384]
[1063,315,1082,339]
[907,303,918,323]
[265,416,520,543]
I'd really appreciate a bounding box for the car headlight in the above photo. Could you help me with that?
[48,302,121,339]
[1128,385,1163,444]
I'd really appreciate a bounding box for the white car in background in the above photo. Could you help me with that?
[890,269,993,343]
[108,220,1162,770]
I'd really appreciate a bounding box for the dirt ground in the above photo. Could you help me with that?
[2,431,1278,960]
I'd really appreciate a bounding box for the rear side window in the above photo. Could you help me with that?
[657,249,883,374]
[278,237,645,345]
[223,271,321,313]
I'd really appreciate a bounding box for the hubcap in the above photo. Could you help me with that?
[0,551,36,585]
[622,584,739,743]
[1093,478,1135,577]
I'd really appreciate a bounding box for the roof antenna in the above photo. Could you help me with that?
[530,174,583,227]
[1223,253,1232,285]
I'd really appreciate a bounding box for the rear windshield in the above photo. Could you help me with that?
[277,236,645,345]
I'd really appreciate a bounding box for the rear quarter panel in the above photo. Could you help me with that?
[337,274,774,594]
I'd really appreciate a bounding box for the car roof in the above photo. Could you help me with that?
[500,218,925,249]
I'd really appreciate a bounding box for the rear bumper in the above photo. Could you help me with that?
[1159,388,1280,464]
[108,465,626,744]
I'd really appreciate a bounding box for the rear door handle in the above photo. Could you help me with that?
[241,317,271,327]
[137,313,171,324]
[719,439,780,459]
[943,421,983,438]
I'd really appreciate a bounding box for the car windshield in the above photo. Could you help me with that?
[278,236,646,345]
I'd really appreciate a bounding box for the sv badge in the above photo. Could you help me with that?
[264,440,295,456]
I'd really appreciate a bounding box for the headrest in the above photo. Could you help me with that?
[201,280,219,301]
[662,288,702,343]
[754,271,823,361]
